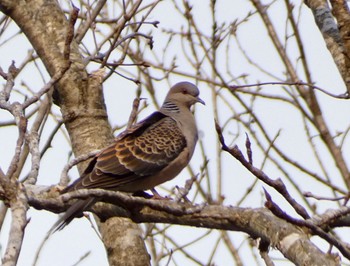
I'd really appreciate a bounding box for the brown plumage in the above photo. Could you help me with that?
[54,82,204,230]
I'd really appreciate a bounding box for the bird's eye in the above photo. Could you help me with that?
[182,89,188,94]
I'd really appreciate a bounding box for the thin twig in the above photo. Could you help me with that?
[75,0,107,43]
[215,120,311,219]
[64,4,79,60]
[230,81,349,99]
[264,189,350,260]
[59,150,102,186]
[126,96,143,129]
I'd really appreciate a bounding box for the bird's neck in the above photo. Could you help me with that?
[160,100,180,114]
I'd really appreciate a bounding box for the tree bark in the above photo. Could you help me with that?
[26,187,340,266]
[0,1,150,265]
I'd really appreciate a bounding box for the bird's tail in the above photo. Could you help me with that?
[51,198,96,233]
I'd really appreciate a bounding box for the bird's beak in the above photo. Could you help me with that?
[196,97,205,105]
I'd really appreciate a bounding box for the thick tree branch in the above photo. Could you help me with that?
[305,0,350,95]
[25,187,339,266]
[2,185,28,266]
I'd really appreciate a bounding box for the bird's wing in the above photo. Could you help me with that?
[67,112,187,191]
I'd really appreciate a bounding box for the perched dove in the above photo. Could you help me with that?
[54,82,204,230]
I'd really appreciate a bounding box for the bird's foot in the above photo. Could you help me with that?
[150,188,172,200]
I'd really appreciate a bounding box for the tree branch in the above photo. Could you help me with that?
[25,186,339,266]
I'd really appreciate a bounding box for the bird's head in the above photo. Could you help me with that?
[161,82,205,112]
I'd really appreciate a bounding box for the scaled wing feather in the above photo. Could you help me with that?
[69,114,186,191]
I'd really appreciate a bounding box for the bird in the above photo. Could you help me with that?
[53,81,204,230]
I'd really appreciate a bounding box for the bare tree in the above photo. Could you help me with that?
[0,0,349,265]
